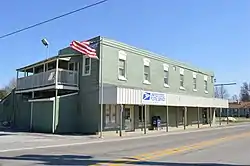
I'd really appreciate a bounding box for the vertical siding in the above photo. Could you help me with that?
[79,36,101,134]
[55,94,79,133]
[14,95,31,131]
[117,87,141,105]
[32,101,53,133]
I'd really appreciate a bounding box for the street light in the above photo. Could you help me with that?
[41,38,49,59]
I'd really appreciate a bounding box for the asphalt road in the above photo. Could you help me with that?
[0,124,249,166]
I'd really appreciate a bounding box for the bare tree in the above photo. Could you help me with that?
[4,78,16,93]
[0,89,7,100]
[240,82,250,101]
[214,86,229,99]
[231,94,239,102]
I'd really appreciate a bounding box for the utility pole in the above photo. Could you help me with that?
[214,81,236,125]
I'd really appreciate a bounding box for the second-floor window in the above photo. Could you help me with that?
[118,59,125,77]
[204,75,208,92]
[118,50,127,80]
[143,58,150,84]
[180,68,184,89]
[83,57,91,76]
[193,78,197,90]
[204,80,208,92]
[193,72,197,91]
[163,64,169,87]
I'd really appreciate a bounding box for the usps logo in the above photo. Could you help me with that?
[143,92,151,101]
[142,91,166,105]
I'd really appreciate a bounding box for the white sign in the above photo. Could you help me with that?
[141,91,167,105]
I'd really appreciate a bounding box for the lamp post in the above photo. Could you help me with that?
[41,38,49,59]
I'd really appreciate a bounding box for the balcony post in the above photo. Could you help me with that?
[16,71,19,89]
[32,67,35,89]
[55,59,59,87]
[53,58,59,134]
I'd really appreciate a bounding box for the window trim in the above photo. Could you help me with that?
[118,50,127,81]
[82,57,91,76]
[163,64,169,88]
[179,68,185,90]
[193,72,197,91]
[143,58,151,84]
[204,75,208,93]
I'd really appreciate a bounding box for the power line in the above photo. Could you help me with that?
[0,0,108,39]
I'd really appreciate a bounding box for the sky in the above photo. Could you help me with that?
[0,0,249,98]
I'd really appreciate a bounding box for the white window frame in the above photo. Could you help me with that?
[163,64,169,88]
[179,68,185,90]
[143,58,151,84]
[83,57,91,76]
[118,50,127,81]
[193,72,197,91]
[204,75,208,93]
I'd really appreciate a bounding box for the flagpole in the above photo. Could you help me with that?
[99,39,104,138]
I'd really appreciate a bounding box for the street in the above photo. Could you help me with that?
[0,124,249,165]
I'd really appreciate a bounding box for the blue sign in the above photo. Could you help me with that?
[143,92,151,101]
[142,91,167,105]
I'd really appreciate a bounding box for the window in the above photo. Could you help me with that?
[204,80,208,91]
[143,58,151,84]
[211,76,214,83]
[204,75,208,93]
[180,68,184,89]
[68,62,78,71]
[193,72,197,91]
[69,63,74,71]
[193,78,197,90]
[83,57,91,76]
[118,59,125,77]
[105,104,117,127]
[163,64,169,87]
[118,50,127,80]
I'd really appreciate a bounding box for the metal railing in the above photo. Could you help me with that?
[16,69,78,90]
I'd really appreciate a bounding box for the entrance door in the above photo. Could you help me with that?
[124,107,134,132]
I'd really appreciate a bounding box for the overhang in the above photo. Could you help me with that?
[100,86,228,108]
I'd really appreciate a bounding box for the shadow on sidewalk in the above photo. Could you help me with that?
[0,154,245,165]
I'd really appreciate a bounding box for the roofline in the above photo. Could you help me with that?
[16,53,81,72]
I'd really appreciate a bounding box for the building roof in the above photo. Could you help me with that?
[229,101,250,109]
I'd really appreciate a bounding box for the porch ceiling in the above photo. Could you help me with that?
[16,54,80,72]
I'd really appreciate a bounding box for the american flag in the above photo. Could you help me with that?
[70,40,99,59]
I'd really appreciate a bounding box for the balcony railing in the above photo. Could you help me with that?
[16,69,78,90]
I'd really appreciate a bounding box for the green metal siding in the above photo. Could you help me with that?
[32,101,53,133]
[78,36,101,134]
[0,93,14,122]
[101,39,214,98]
[55,94,79,133]
[0,91,31,131]
[14,95,31,130]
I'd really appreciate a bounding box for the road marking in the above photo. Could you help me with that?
[93,131,250,166]
[0,123,248,153]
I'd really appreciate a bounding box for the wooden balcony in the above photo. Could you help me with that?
[16,57,79,93]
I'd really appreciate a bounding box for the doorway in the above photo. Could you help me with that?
[124,105,134,132]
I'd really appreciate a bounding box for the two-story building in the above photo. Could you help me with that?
[2,36,228,135]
